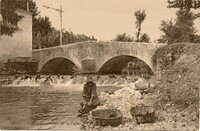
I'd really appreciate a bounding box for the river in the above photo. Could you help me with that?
[0,75,124,130]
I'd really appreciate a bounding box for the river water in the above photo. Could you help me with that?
[0,76,124,130]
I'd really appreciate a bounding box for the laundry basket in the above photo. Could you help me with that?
[91,109,123,126]
[130,104,155,124]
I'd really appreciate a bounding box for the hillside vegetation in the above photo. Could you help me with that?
[152,43,199,128]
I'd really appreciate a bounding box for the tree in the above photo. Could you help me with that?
[16,0,39,17]
[1,0,97,48]
[159,9,200,44]
[32,27,98,49]
[140,33,150,42]
[113,33,134,42]
[74,34,97,43]
[75,34,90,42]
[167,0,200,10]
[1,0,38,36]
[134,10,146,42]
[167,0,200,18]
[33,16,53,37]
[32,16,53,49]
[158,20,178,43]
[63,30,76,44]
[1,0,23,36]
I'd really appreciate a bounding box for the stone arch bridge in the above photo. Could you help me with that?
[32,41,166,75]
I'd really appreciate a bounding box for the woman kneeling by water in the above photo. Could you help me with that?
[78,76,100,117]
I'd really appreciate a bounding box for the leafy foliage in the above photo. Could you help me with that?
[113,10,151,43]
[1,0,22,36]
[113,33,134,42]
[33,27,98,49]
[167,0,200,19]
[140,33,150,42]
[167,0,200,10]
[159,9,200,44]
[1,58,38,75]
[14,0,39,17]
[32,16,54,48]
[113,32,151,43]
[134,10,146,42]
[152,43,186,70]
[1,0,38,36]
[33,16,53,37]
[75,34,97,42]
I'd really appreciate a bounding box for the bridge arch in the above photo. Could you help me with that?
[40,57,78,75]
[33,41,166,75]
[98,55,153,75]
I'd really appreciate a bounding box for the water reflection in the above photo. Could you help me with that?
[0,86,83,129]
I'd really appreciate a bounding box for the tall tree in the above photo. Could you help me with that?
[168,0,200,10]
[1,0,38,36]
[159,9,200,44]
[159,20,178,43]
[32,16,53,49]
[15,0,39,17]
[1,0,23,36]
[167,0,200,18]
[134,10,146,42]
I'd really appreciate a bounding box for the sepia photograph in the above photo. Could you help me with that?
[0,0,199,130]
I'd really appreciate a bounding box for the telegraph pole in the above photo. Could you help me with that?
[42,5,64,46]
[60,5,62,46]
[0,0,2,36]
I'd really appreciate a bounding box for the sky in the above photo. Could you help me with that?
[34,0,200,42]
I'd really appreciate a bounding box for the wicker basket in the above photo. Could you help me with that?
[91,109,123,126]
[130,104,155,124]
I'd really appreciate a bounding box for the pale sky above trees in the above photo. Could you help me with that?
[35,0,200,41]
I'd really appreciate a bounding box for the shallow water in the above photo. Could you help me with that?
[0,83,122,130]
[0,85,84,129]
